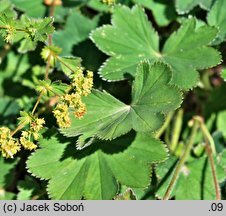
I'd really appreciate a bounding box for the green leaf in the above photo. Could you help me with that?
[133,0,176,26]
[217,110,226,138]
[17,176,44,200]
[87,0,110,12]
[18,16,54,53]
[0,157,18,188]
[91,6,221,89]
[114,188,136,200]
[62,62,182,147]
[156,156,225,199]
[207,0,226,45]
[36,80,68,97]
[0,191,15,200]
[53,11,99,55]
[0,97,20,126]
[221,69,226,81]
[27,131,168,200]
[175,0,214,14]
[0,0,16,18]
[17,111,33,125]
[10,0,46,18]
[58,56,82,76]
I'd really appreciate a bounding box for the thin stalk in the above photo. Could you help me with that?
[205,143,221,200]
[45,54,52,79]
[194,116,220,200]
[200,123,216,155]
[44,0,57,79]
[170,109,184,152]
[0,26,30,33]
[155,111,174,139]
[163,120,199,200]
[55,55,75,72]
[31,90,45,115]
[11,122,26,136]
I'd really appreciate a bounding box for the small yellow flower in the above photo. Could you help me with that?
[20,135,37,151]
[53,103,71,128]
[0,127,21,158]
[1,140,21,159]
[74,101,87,119]
[102,0,115,5]
[31,118,45,132]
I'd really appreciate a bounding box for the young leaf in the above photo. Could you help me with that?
[36,80,68,97]
[175,0,214,14]
[207,0,226,45]
[61,62,182,146]
[27,131,168,200]
[91,5,221,89]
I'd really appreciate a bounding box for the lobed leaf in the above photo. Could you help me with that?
[53,11,99,55]
[175,0,214,14]
[61,62,182,147]
[27,131,168,200]
[133,0,176,26]
[91,5,221,89]
[207,0,226,45]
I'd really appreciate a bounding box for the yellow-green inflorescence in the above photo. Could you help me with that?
[0,127,21,158]
[53,67,93,128]
[102,0,115,5]
[0,117,45,158]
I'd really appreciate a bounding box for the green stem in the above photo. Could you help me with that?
[11,122,26,136]
[163,119,199,200]
[0,26,30,33]
[155,112,174,139]
[200,122,216,155]
[170,109,184,153]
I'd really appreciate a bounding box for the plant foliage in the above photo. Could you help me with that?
[0,0,226,200]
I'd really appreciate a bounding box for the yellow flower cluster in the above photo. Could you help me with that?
[102,0,115,5]
[53,67,93,128]
[0,127,20,158]
[53,103,71,128]
[0,118,45,158]
[20,118,45,150]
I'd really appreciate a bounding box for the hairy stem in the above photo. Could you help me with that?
[163,119,199,200]
[11,122,26,136]
[31,90,45,115]
[194,116,220,200]
[170,109,184,152]
[45,0,57,79]
[205,143,221,200]
[200,122,216,155]
[0,26,30,33]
